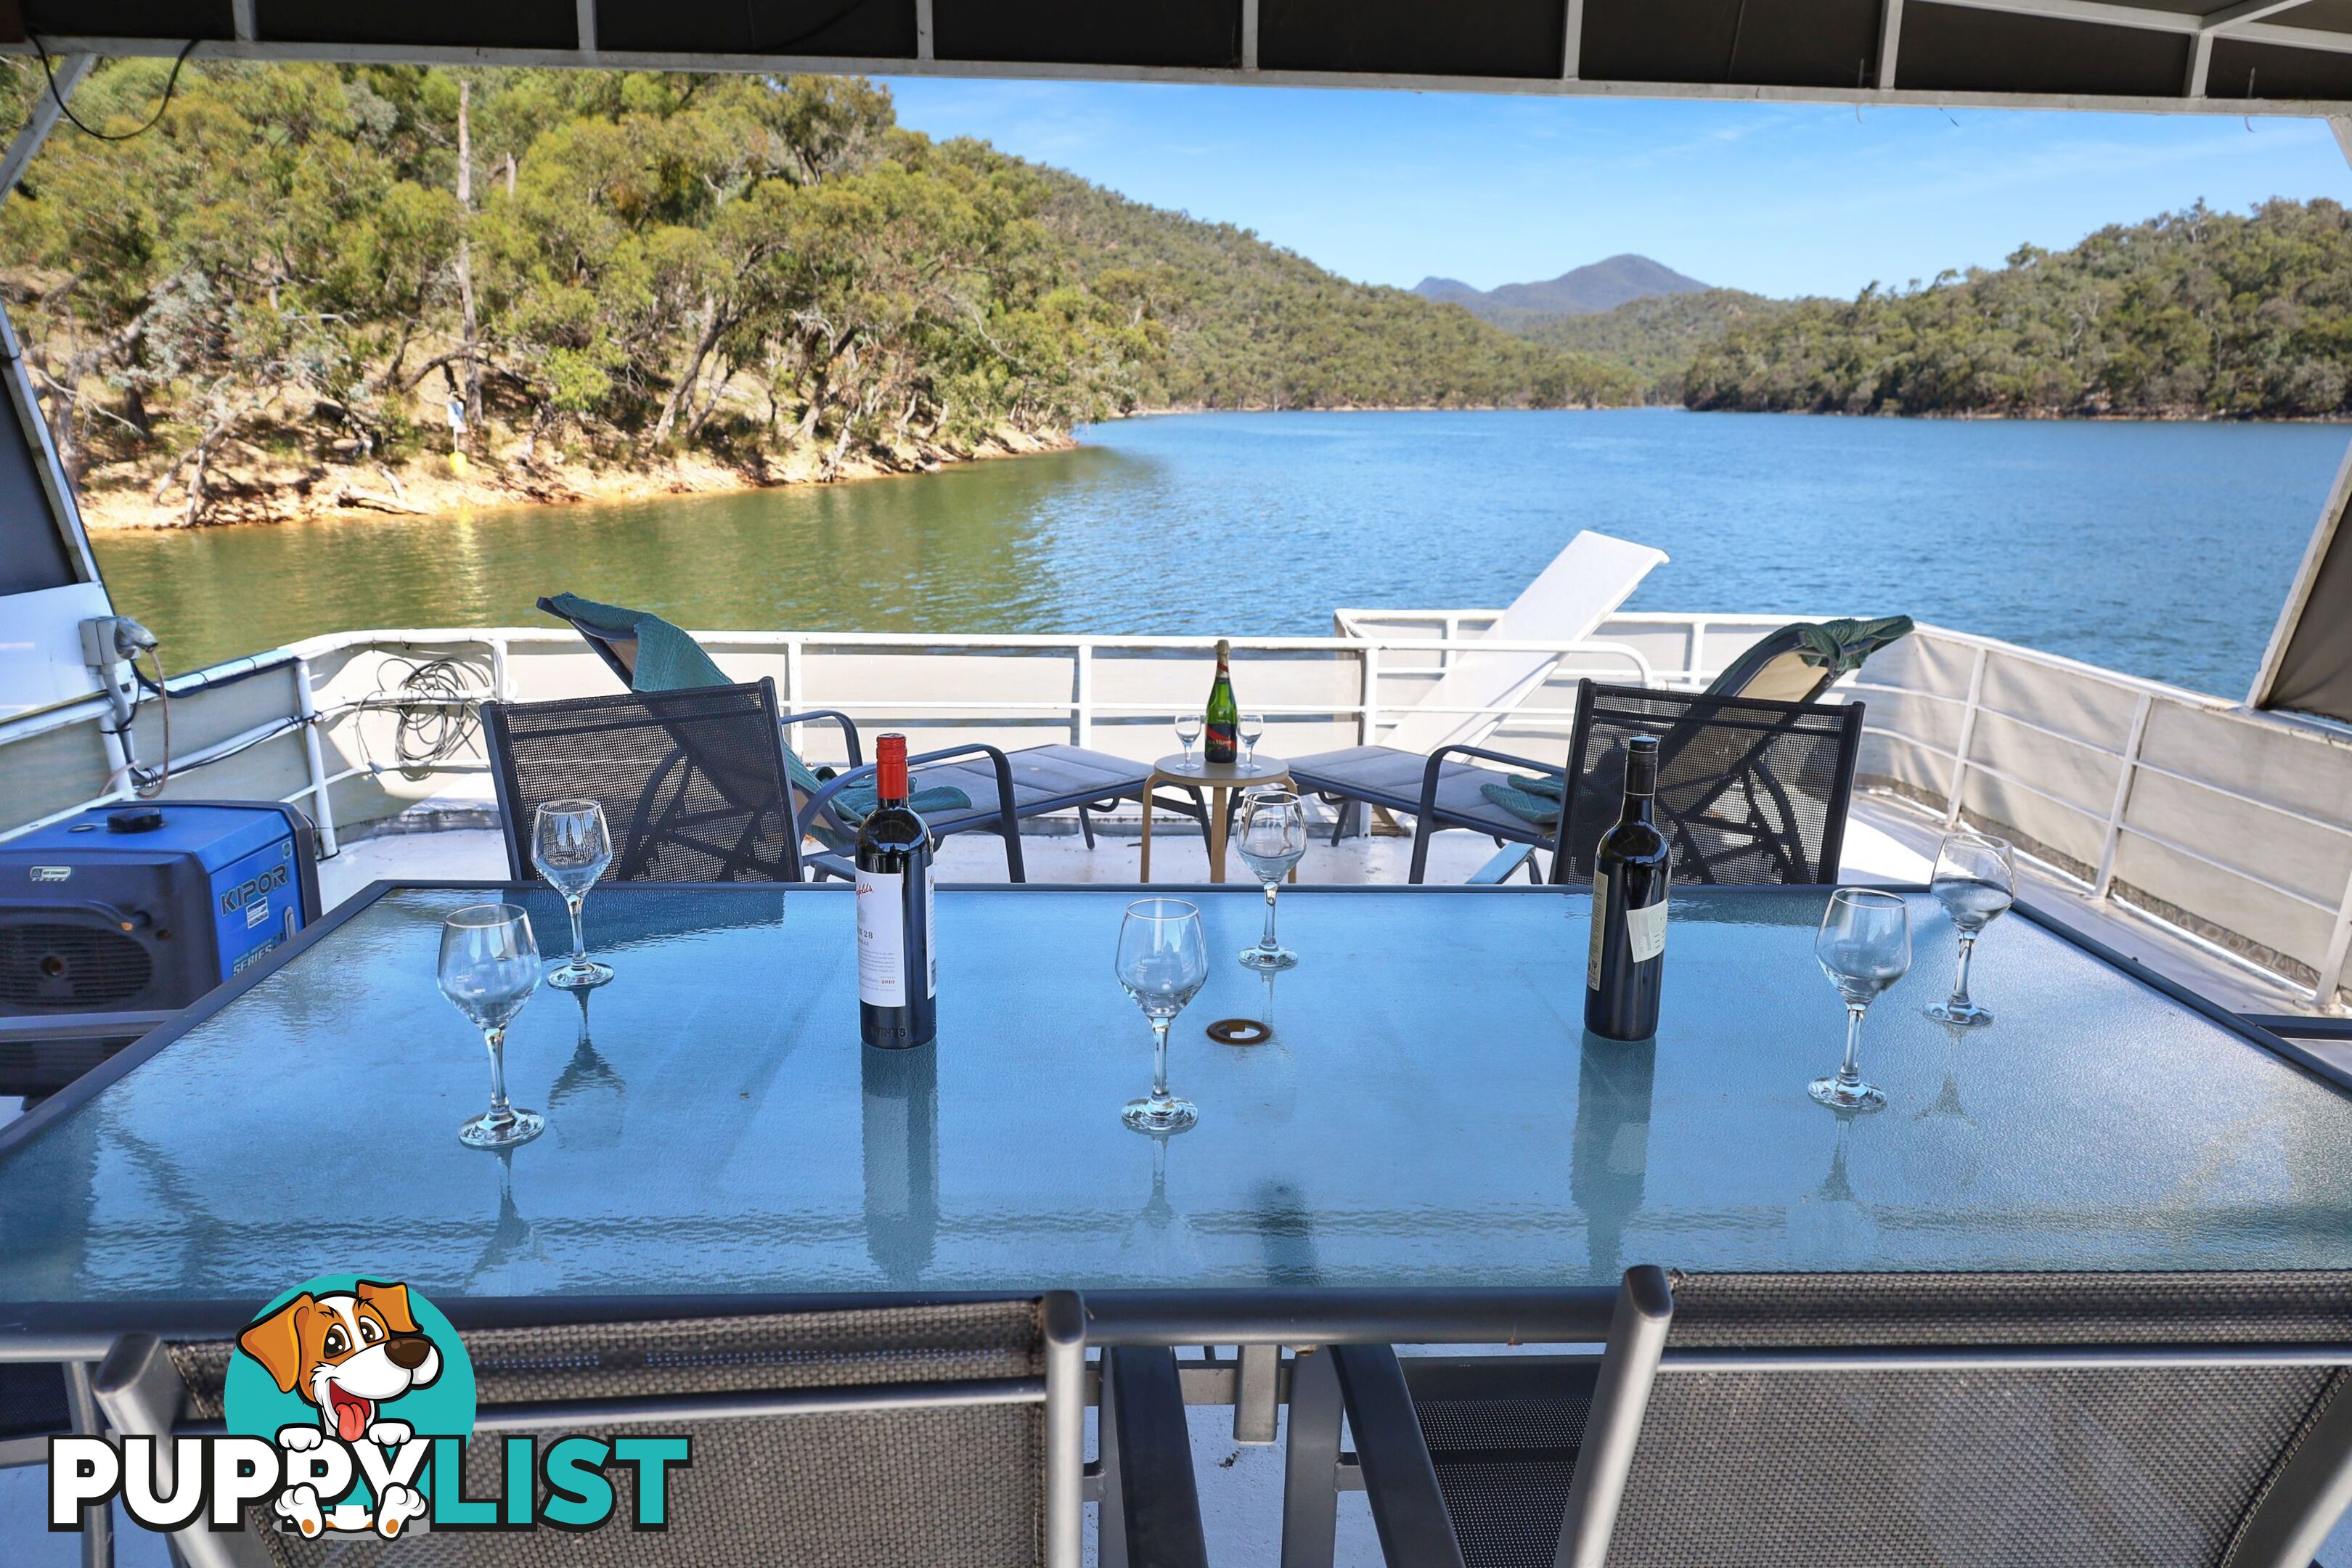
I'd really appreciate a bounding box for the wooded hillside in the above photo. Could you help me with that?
[0,60,1633,526]
[1681,200,2352,418]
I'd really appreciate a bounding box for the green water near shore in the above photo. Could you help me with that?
[89,409,2350,698]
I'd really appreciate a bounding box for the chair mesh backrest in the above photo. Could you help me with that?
[1551,682,1863,886]
[168,1299,1045,1568]
[486,679,800,883]
[1606,1272,2352,1568]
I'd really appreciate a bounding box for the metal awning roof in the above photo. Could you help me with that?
[16,0,2352,117]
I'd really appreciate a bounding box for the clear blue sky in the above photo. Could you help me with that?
[881,78,2352,301]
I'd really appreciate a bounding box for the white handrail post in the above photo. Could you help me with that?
[488,635,512,703]
[1360,643,1383,746]
[1945,644,1988,829]
[1441,616,1457,671]
[2317,865,2352,1008]
[1074,642,1093,748]
[784,635,806,751]
[1688,618,1710,687]
[292,656,340,859]
[2092,691,2152,899]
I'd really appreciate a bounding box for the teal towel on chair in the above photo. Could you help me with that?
[541,591,972,822]
[1481,780,1562,828]
[540,592,738,694]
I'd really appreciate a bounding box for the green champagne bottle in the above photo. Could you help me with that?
[1204,639,1239,764]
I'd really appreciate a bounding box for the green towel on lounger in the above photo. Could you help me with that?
[539,591,972,822]
[1481,780,1564,828]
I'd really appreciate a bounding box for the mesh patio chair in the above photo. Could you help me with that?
[92,1296,1113,1568]
[540,593,1156,881]
[1307,617,1903,882]
[1405,678,1867,886]
[484,679,803,883]
[1328,1268,2352,1568]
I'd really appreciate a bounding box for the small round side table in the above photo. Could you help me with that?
[1138,753,1295,883]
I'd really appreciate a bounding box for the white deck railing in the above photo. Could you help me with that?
[9,611,2352,1006]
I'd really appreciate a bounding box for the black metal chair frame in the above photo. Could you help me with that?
[485,679,804,883]
[1408,679,1866,886]
[1323,1267,2352,1568]
[542,603,1157,883]
[1291,624,1842,858]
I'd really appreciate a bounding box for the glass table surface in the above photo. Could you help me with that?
[4,883,2351,1310]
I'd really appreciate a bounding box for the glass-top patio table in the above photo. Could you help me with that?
[4,882,2352,1331]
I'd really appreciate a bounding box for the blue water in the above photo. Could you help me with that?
[1072,410,2345,698]
[94,409,2348,698]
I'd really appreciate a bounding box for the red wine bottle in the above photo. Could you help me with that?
[1585,734,1669,1041]
[1204,639,1239,764]
[857,733,936,1049]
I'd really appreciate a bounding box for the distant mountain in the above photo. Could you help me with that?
[1415,255,1712,323]
[1040,171,1638,411]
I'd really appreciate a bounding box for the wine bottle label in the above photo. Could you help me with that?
[1587,869,1607,991]
[857,870,907,1006]
[1626,897,1668,964]
[923,859,937,1000]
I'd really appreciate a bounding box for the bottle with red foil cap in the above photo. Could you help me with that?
[855,733,936,1048]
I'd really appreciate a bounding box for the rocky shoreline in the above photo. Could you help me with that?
[73,425,1078,531]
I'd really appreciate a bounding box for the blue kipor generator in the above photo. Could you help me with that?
[0,801,322,1020]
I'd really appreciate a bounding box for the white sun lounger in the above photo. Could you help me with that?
[1287,530,1667,836]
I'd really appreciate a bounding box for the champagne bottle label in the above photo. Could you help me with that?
[857,870,906,1006]
[1626,897,1669,964]
[1587,868,1608,991]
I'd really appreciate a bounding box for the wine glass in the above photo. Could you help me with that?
[1174,714,1203,771]
[1239,712,1266,767]
[438,905,545,1149]
[1236,791,1307,971]
[1115,899,1210,1132]
[534,799,614,991]
[1923,830,2016,1027]
[1810,889,1911,1112]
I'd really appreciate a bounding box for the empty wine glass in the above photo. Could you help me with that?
[1174,714,1203,771]
[534,799,613,991]
[438,905,545,1149]
[1810,889,1912,1112]
[1924,830,2016,1027]
[1236,791,1307,971]
[1239,712,1266,767]
[1116,899,1210,1132]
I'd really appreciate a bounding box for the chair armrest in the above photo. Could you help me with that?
[1330,1345,1470,1568]
[1408,743,1569,885]
[776,708,864,767]
[1469,844,1540,885]
[794,744,1021,841]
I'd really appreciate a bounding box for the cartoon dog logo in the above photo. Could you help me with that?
[237,1279,442,1538]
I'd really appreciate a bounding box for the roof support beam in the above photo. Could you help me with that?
[2186,0,2314,98]
[915,0,934,62]
[0,52,90,208]
[1563,0,1585,81]
[1877,0,1904,91]
[576,0,598,57]
[231,0,256,44]
[1242,0,1259,70]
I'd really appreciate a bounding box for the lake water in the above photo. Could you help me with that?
[89,409,2349,698]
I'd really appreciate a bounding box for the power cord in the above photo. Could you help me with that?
[30,33,201,142]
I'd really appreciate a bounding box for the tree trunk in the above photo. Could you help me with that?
[454,81,482,444]
[650,297,728,446]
